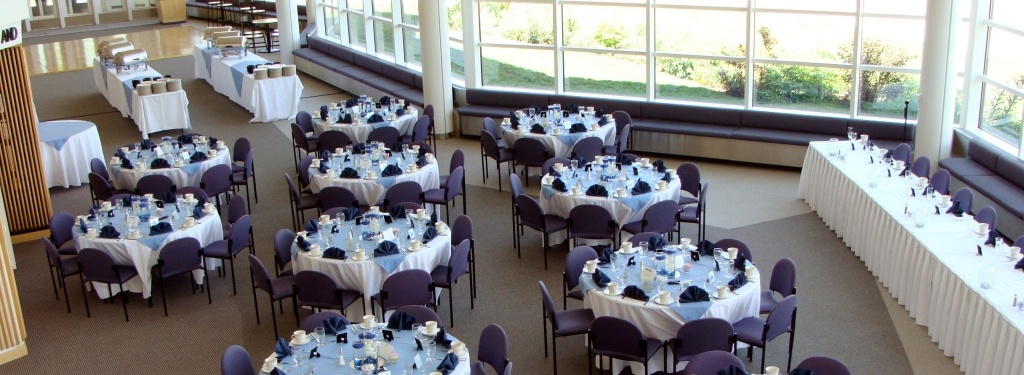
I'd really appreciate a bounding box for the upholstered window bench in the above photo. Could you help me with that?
[293,35,425,108]
[939,137,1024,239]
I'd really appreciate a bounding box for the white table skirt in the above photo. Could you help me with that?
[194,45,303,122]
[73,214,224,299]
[501,121,617,158]
[110,147,232,190]
[314,113,418,144]
[93,57,190,136]
[542,175,681,244]
[798,141,1024,375]
[309,163,441,207]
[38,120,104,188]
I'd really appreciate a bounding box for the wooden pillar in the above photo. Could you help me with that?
[0,185,26,364]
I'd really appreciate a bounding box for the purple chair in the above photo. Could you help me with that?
[951,187,974,215]
[931,168,951,196]
[715,238,753,263]
[667,318,736,371]
[539,280,596,375]
[795,356,852,375]
[77,248,140,322]
[230,150,257,212]
[49,211,79,255]
[572,137,605,162]
[223,195,248,241]
[90,158,111,181]
[42,236,80,313]
[285,173,320,230]
[401,115,430,144]
[588,316,661,375]
[368,126,402,149]
[676,163,701,206]
[384,181,423,208]
[424,104,437,149]
[542,157,572,177]
[249,254,296,339]
[201,164,234,214]
[516,195,568,269]
[677,182,709,243]
[300,311,347,333]
[204,215,253,295]
[975,206,996,229]
[136,174,176,197]
[605,123,632,156]
[231,137,251,175]
[431,239,472,327]
[481,130,514,190]
[681,350,745,375]
[439,150,467,216]
[892,143,912,166]
[567,205,618,247]
[910,155,930,178]
[451,215,477,298]
[483,117,505,149]
[733,295,798,372]
[298,155,315,194]
[89,173,119,204]
[292,122,320,172]
[1016,235,1024,248]
[296,111,317,137]
[563,246,598,309]
[372,269,433,321]
[175,186,209,201]
[319,186,361,211]
[293,270,364,324]
[221,345,256,375]
[761,258,796,315]
[319,130,353,152]
[153,237,210,316]
[273,229,296,277]
[395,305,443,327]
[621,200,681,239]
[627,232,668,248]
[509,173,526,252]
[423,166,464,221]
[612,111,632,141]
[475,323,510,375]
[513,137,550,187]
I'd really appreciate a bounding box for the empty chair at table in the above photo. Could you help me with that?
[516,194,567,270]
[201,164,234,214]
[77,248,140,322]
[318,130,353,152]
[733,294,799,372]
[136,174,176,197]
[400,115,430,145]
[272,229,296,277]
[292,270,364,324]
[472,323,510,375]
[668,318,736,372]
[950,187,974,214]
[931,168,951,196]
[677,181,710,243]
[676,162,702,206]
[49,211,79,255]
[230,150,257,213]
[439,149,466,214]
[481,130,513,190]
[291,122,320,172]
[372,269,433,321]
[611,110,632,153]
[151,237,210,317]
[761,257,796,315]
[588,316,661,375]
[431,239,473,327]
[620,200,680,240]
[681,350,746,375]
[367,126,401,149]
[423,166,464,221]
[513,137,549,187]
[42,236,80,313]
[221,345,256,375]
[910,155,930,178]
[249,254,296,339]
[795,356,852,375]
[571,137,604,162]
[204,215,253,295]
[567,205,618,247]
[318,186,360,211]
[715,238,753,263]
[605,123,631,156]
[892,143,912,166]
[383,181,423,208]
[299,311,347,334]
[539,280,595,375]
[563,245,597,309]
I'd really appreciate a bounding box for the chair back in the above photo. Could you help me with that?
[478,324,510,375]
[242,150,255,178]
[90,158,110,181]
[291,123,312,151]
[284,173,302,201]
[221,345,256,375]
[568,205,617,241]
[627,232,668,248]
[273,229,296,272]
[201,164,233,196]
[319,186,360,210]
[672,318,734,361]
[247,254,274,293]
[295,270,343,309]
[136,174,175,196]
[41,236,63,269]
[175,186,209,201]
[227,195,248,225]
[616,123,632,155]
[590,316,647,359]
[911,156,930,177]
[571,137,604,162]
[449,150,465,175]
[158,237,203,277]
[564,246,598,290]
[975,206,996,228]
[676,162,701,199]
[298,155,315,188]
[509,173,524,199]
[796,356,852,375]
[892,143,912,165]
[296,111,314,133]
[367,126,401,149]
[640,200,680,234]
[229,215,253,253]
[951,187,974,214]
[444,167,465,200]
[447,239,471,279]
[379,269,433,311]
[483,117,500,139]
[300,311,348,333]
[612,110,632,133]
[513,138,549,167]
[1015,235,1024,248]
[319,130,353,152]
[49,211,76,248]
[682,350,745,375]
[765,295,798,341]
[542,157,572,176]
[78,248,124,284]
[383,181,422,207]
[515,195,546,231]
[451,215,473,248]
[769,257,797,298]
[89,172,115,201]
[481,131,502,159]
[395,305,444,327]
[233,137,252,165]
[538,281,558,325]
[931,168,951,196]
[412,115,431,143]
[424,104,436,135]
[714,238,753,263]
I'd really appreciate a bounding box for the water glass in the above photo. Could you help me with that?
[314,327,325,346]
[639,241,649,255]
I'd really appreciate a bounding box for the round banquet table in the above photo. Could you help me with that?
[581,251,761,373]
[37,120,105,188]
[307,155,440,207]
[313,110,419,144]
[500,118,616,158]
[110,143,232,191]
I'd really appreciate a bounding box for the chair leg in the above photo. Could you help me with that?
[543,232,549,270]
[205,266,212,304]
[553,331,559,375]
[229,256,237,295]
[48,265,59,300]
[251,272,261,325]
[270,296,280,339]
[120,282,130,322]
[80,275,91,318]
[542,305,548,357]
[62,276,72,313]
[293,295,300,326]
[160,273,169,316]
[448,288,454,328]
[787,331,795,372]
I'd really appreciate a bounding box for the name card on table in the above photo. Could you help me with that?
[413,354,423,369]
[337,332,347,343]
[707,270,715,284]
[407,228,417,240]
[181,151,190,160]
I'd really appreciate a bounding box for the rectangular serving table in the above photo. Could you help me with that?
[193,45,303,122]
[798,141,1024,375]
[92,57,191,137]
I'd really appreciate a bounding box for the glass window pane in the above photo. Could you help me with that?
[859,17,924,69]
[857,71,919,120]
[324,0,338,6]
[985,28,1024,87]
[863,0,925,16]
[373,20,396,57]
[980,83,1024,146]
[324,6,341,39]
[68,0,91,15]
[479,2,554,46]
[403,28,422,66]
[655,9,746,56]
[655,57,745,105]
[481,46,555,91]
[100,0,125,12]
[992,0,1024,31]
[754,13,855,63]
[753,64,851,114]
[348,12,366,47]
[346,0,363,11]
[30,0,56,17]
[447,0,461,37]
[562,5,645,51]
[564,51,646,97]
[655,0,747,7]
[756,0,854,12]
[451,39,466,80]
[402,0,419,25]
[372,0,391,18]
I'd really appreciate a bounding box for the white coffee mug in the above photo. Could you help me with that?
[363,315,377,328]
[410,239,422,251]
[941,195,951,205]
[209,149,218,158]
[263,357,278,372]
[292,330,307,343]
[659,290,671,303]
[86,228,97,237]
[978,223,990,235]
[606,282,618,294]
[417,208,427,219]
[425,321,438,334]
[354,248,366,259]
[370,206,380,213]
[319,215,330,224]
[308,244,320,255]
[617,187,626,197]
[585,260,597,273]
[184,193,195,202]
[572,186,581,196]
[727,247,738,259]
[680,238,692,248]
[101,201,112,210]
[658,180,668,190]
[185,217,196,227]
[1010,246,1021,259]
[620,242,632,252]
[745,265,757,278]
[451,341,466,356]
[765,366,780,375]
[130,229,140,238]
[717,285,728,299]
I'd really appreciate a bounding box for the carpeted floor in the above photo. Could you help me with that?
[0,31,965,374]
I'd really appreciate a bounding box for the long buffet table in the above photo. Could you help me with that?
[92,57,191,137]
[798,141,1024,375]
[192,45,303,122]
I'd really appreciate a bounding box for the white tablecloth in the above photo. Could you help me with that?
[193,45,303,122]
[110,146,232,190]
[501,121,617,158]
[313,113,418,144]
[92,57,191,136]
[37,120,104,188]
[309,163,441,207]
[798,141,1024,375]
[74,214,223,299]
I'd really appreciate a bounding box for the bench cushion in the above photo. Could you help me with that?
[731,128,834,146]
[456,105,513,119]
[307,35,332,55]
[332,65,379,82]
[394,88,424,107]
[550,95,643,117]
[938,158,997,180]
[962,175,1024,218]
[362,76,412,94]
[351,54,385,75]
[741,111,848,137]
[641,102,742,127]
[967,137,1004,172]
[847,118,910,142]
[632,119,739,138]
[328,44,356,64]
[381,64,418,88]
[465,89,540,109]
[997,154,1024,190]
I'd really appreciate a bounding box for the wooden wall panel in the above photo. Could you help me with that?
[0,46,53,234]
[0,187,27,364]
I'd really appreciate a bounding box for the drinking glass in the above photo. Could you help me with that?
[639,241,649,256]
[425,341,436,365]
[126,214,139,232]
[405,209,415,227]
[314,327,325,346]
[291,346,304,366]
[610,252,619,272]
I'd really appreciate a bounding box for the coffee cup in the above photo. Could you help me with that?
[173,159,184,167]
[184,193,195,202]
[680,238,692,248]
[144,193,155,201]
[204,202,214,212]
[502,117,511,125]
[451,341,466,356]
[430,372,444,375]
[425,153,435,163]
[209,149,218,158]
[424,321,438,334]
[616,187,626,197]
[941,195,951,206]
[640,158,651,167]
[130,229,140,238]
[121,146,130,155]
[978,223,989,235]
[408,163,418,172]
[727,247,738,260]
[554,163,563,172]
[417,208,427,219]
[102,201,112,210]
[362,315,377,328]
[553,127,562,135]
[292,330,308,344]
[319,214,331,225]
[894,160,905,170]
[717,285,728,299]
[334,148,345,156]
[309,244,321,255]
[587,106,595,112]
[585,260,597,273]
[366,170,377,179]
[543,175,554,185]
[860,134,869,142]
[572,185,581,196]
[217,140,225,149]
[765,366,780,375]
[370,206,380,214]
[86,227,97,237]
[606,282,618,294]
[326,169,336,179]
[110,156,120,165]
[410,239,422,251]
[263,357,278,372]
[658,180,668,190]
[659,290,671,303]
[311,158,320,168]
[745,265,757,278]
[620,241,632,253]
[918,177,928,187]
[1010,246,1021,259]
[354,248,366,259]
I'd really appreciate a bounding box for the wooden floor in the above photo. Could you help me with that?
[24,25,203,76]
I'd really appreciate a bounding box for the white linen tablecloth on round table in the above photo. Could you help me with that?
[37,120,104,188]
[313,113,419,144]
[501,121,617,158]
[309,162,441,207]
[110,147,232,191]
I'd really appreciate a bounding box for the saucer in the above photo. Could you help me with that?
[179,223,195,230]
[349,255,367,261]
[603,288,622,296]
[582,267,596,274]
[654,298,674,306]
[363,175,378,180]
[418,326,440,336]
[617,248,638,254]
[616,193,629,198]
[290,335,311,345]
[126,233,143,240]
[261,364,278,374]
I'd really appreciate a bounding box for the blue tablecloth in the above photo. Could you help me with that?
[73,202,202,250]
[198,47,216,79]
[270,326,464,375]
[37,121,95,151]
[308,154,414,191]
[290,217,431,274]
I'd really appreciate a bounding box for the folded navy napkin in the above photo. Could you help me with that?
[161,191,176,203]
[304,219,319,234]
[270,367,288,375]
[728,273,748,291]
[617,154,634,165]
[597,247,615,265]
[79,218,88,232]
[177,134,193,144]
[323,247,346,259]
[416,154,429,168]
[208,137,219,149]
[697,240,716,256]
[592,269,611,287]
[388,205,407,218]
[120,158,134,169]
[436,352,458,375]
[679,285,711,303]
[428,211,438,226]
[295,236,311,251]
[320,105,330,120]
[340,167,360,179]
[340,207,362,221]
[622,285,648,301]
[552,178,568,192]
[190,152,208,163]
[99,225,120,239]
[433,328,453,349]
[595,107,605,117]
[530,124,546,134]
[733,254,747,270]
[985,230,998,246]
[422,227,438,242]
[569,123,587,133]
[716,365,748,375]
[275,338,292,360]
[338,113,353,123]
[345,98,359,108]
[192,206,205,219]
[508,112,520,126]
[367,113,385,123]
[381,164,403,177]
[648,236,668,251]
[140,139,154,149]
[387,311,415,331]
[585,184,609,197]
[114,148,127,159]
[946,201,963,217]
[788,368,815,375]
[631,181,651,195]
[150,222,173,235]
[323,316,348,335]
[195,194,207,207]
[379,96,392,106]
[662,172,673,182]
[317,161,330,174]
[1015,258,1024,271]
[652,160,666,173]
[374,241,400,257]
[150,158,171,169]
[548,166,561,178]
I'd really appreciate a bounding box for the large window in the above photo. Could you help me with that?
[973,0,1024,154]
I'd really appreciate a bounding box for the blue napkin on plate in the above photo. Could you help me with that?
[422,227,438,242]
[436,352,458,375]
[388,205,407,218]
[323,247,346,259]
[295,236,311,251]
[585,184,609,197]
[323,316,348,335]
[337,167,358,179]
[716,365,748,375]
[648,236,668,251]
[79,218,88,232]
[381,164,403,177]
[190,152,208,163]
[120,158,134,169]
[617,154,634,165]
[304,219,319,234]
[341,207,362,221]
[387,311,415,331]
[631,181,651,195]
[946,201,963,217]
[161,191,176,203]
[597,247,614,265]
[679,286,711,303]
[548,166,561,178]
[366,113,384,123]
[552,178,568,192]
[192,206,205,219]
[569,123,587,133]
[433,327,453,349]
[99,225,120,239]
[150,222,173,235]
[592,269,610,288]
[728,273,747,291]
[733,254,747,270]
[317,161,329,174]
[788,368,815,375]
[140,139,154,149]
[697,240,716,256]
[622,285,648,302]
[374,241,400,257]
[530,124,546,134]
[275,338,292,360]
[150,158,171,169]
